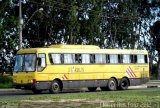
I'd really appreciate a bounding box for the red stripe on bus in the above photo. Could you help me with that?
[64,74,68,80]
[129,66,136,77]
[128,68,135,77]
[62,76,65,80]
[127,71,133,78]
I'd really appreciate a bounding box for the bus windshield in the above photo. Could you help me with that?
[14,54,36,72]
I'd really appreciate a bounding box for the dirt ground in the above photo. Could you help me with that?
[18,99,106,108]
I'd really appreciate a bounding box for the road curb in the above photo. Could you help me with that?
[0,88,21,92]
[147,85,160,88]
[128,85,147,89]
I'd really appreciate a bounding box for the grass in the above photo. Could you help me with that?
[0,90,160,108]
[0,83,13,88]
[0,75,13,88]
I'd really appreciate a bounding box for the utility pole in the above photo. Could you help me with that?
[18,0,43,49]
[19,0,23,49]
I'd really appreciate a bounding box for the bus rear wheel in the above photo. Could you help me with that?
[107,78,117,91]
[49,80,62,94]
[118,78,129,90]
[88,87,97,92]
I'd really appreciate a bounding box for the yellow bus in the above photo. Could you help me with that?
[13,45,149,94]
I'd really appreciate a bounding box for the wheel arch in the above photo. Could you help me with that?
[53,78,63,89]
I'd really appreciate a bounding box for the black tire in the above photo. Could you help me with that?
[32,89,42,94]
[100,87,108,91]
[118,78,129,90]
[88,87,97,92]
[107,78,117,91]
[49,80,62,94]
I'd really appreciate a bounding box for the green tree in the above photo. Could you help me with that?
[139,0,160,79]
[0,1,18,74]
[79,0,104,46]
[21,0,105,47]
[102,0,140,48]
[150,21,160,79]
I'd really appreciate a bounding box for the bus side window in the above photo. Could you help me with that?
[123,55,130,63]
[75,54,82,64]
[78,54,82,63]
[82,54,90,64]
[90,54,95,64]
[145,55,148,63]
[106,55,110,63]
[72,54,76,64]
[61,54,64,64]
[49,54,61,64]
[134,55,137,63]
[95,54,106,64]
[110,54,118,63]
[118,54,122,63]
[38,54,46,72]
[49,54,53,64]
[137,55,145,63]
[130,55,134,63]
[64,54,75,64]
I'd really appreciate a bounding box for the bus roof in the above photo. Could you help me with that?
[17,45,148,55]
[48,44,100,49]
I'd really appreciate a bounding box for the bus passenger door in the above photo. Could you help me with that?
[36,53,49,81]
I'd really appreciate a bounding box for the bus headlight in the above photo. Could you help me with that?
[28,80,34,83]
[29,79,37,84]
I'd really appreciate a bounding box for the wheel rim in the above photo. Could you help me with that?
[122,81,126,87]
[53,83,59,91]
[109,80,115,89]
[121,80,128,88]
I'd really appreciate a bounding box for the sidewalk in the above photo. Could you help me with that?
[128,85,147,89]
[0,88,32,93]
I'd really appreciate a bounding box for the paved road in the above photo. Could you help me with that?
[0,86,160,99]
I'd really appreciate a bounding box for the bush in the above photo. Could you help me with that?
[150,73,157,80]
[0,76,13,88]
[0,76,13,84]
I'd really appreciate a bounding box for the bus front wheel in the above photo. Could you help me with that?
[107,78,117,91]
[49,80,62,94]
